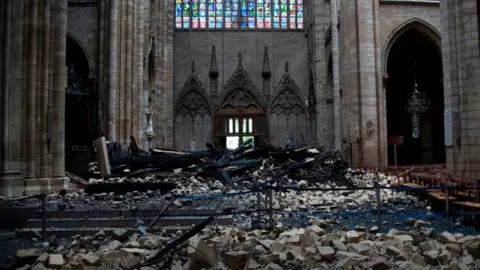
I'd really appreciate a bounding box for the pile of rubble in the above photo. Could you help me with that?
[10,139,480,269]
[13,220,480,269]
[91,137,351,188]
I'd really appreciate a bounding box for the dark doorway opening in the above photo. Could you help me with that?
[387,28,445,165]
[65,35,97,147]
[65,35,97,171]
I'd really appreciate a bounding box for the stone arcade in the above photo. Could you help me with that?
[1,0,480,195]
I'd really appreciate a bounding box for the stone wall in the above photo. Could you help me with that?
[173,31,309,97]
[173,30,309,149]
[67,2,99,77]
[379,1,440,74]
[441,0,480,178]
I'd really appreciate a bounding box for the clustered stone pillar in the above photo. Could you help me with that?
[330,0,342,151]
[339,0,383,167]
[50,0,68,187]
[105,0,154,148]
[108,0,119,143]
[0,0,68,196]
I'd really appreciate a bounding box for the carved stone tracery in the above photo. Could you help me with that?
[174,72,212,151]
[269,63,308,146]
[221,88,261,110]
[219,55,264,111]
[174,74,212,117]
[270,71,307,115]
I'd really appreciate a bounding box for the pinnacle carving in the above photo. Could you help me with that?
[238,52,243,66]
[285,61,289,73]
[262,46,271,79]
[209,46,218,79]
[191,61,195,73]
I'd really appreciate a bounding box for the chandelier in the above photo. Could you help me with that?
[405,81,429,139]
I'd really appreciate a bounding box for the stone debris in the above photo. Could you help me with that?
[5,144,480,269]
[10,225,480,269]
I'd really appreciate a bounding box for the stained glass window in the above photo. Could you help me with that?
[175,0,303,29]
[183,0,191,28]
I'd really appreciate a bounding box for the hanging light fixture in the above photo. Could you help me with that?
[405,61,429,139]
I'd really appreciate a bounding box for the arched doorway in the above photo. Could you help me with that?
[65,34,97,148]
[214,88,268,149]
[386,26,445,165]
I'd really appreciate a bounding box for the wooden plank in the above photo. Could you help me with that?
[94,137,111,178]
[457,191,475,198]
[401,182,423,188]
[428,192,455,201]
[453,201,480,209]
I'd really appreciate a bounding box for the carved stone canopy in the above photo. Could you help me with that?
[219,57,264,110]
[175,75,212,117]
[221,88,262,110]
[270,89,305,115]
[270,72,307,115]
[176,89,211,117]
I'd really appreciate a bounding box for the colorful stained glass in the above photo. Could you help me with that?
[264,0,271,28]
[192,0,199,28]
[296,0,303,29]
[272,0,279,28]
[240,0,248,28]
[208,0,216,28]
[248,0,255,28]
[176,0,183,28]
[280,0,287,28]
[232,0,239,28]
[174,0,303,29]
[256,0,264,28]
[225,0,232,28]
[216,0,223,28]
[199,0,207,28]
[288,3,295,28]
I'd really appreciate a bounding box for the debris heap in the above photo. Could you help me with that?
[13,221,480,269]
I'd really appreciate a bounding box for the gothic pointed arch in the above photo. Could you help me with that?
[218,54,264,111]
[383,18,441,75]
[174,64,213,151]
[269,62,308,146]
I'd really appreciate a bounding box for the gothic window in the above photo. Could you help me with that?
[175,0,303,30]
[225,117,254,149]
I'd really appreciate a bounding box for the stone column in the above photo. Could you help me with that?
[136,0,145,143]
[98,0,106,134]
[50,0,68,189]
[313,0,326,147]
[125,0,133,142]
[0,0,12,196]
[163,0,174,148]
[108,0,119,143]
[330,0,341,150]
[38,0,51,189]
[118,0,125,144]
[26,0,39,181]
[380,74,389,166]
[1,0,9,174]
[339,0,382,167]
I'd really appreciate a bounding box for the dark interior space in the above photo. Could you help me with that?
[65,35,96,148]
[65,35,97,171]
[387,28,445,165]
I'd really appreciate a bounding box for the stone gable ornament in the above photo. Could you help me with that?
[238,52,242,66]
